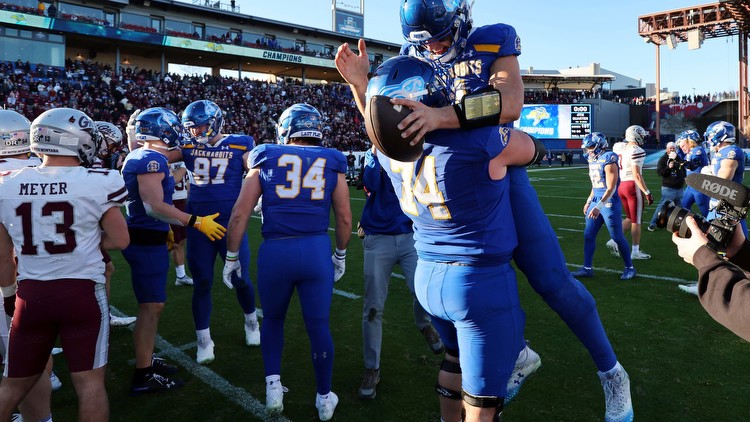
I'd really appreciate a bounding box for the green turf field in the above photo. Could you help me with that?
[47,164,749,421]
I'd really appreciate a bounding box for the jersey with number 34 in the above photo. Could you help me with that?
[250,144,346,240]
[0,166,127,284]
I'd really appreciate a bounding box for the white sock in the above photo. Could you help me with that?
[245,311,257,325]
[176,265,186,278]
[632,245,639,254]
[196,328,211,346]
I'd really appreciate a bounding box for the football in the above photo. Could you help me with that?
[364,95,424,162]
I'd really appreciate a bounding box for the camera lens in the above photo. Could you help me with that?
[656,200,711,238]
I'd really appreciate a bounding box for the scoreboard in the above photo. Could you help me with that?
[513,104,592,139]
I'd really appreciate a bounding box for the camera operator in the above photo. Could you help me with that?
[648,142,686,231]
[673,216,750,342]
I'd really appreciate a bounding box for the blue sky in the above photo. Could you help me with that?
[227,0,740,96]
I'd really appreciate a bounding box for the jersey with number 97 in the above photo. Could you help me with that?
[250,143,346,239]
[0,166,127,283]
[379,126,517,266]
[181,134,253,216]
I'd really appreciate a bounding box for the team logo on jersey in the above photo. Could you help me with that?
[727,150,736,159]
[147,160,161,172]
[498,127,510,146]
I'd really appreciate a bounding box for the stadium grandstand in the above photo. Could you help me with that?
[0,0,741,157]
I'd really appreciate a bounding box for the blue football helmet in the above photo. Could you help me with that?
[400,0,472,64]
[135,107,184,150]
[276,103,323,145]
[181,100,224,144]
[366,55,450,108]
[582,132,608,160]
[677,129,701,145]
[704,120,736,147]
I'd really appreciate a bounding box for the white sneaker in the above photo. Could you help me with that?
[196,339,215,364]
[598,362,634,422]
[50,370,62,392]
[606,239,620,257]
[266,380,288,414]
[245,320,261,346]
[110,314,136,327]
[506,344,542,403]
[631,250,651,260]
[175,275,194,286]
[316,391,339,421]
[678,283,699,296]
[51,347,63,355]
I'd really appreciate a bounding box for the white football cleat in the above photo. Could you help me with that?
[678,283,699,296]
[266,379,287,414]
[110,314,136,327]
[196,339,215,365]
[316,391,339,421]
[598,362,634,422]
[245,319,260,346]
[506,344,541,403]
[631,250,651,260]
[175,275,194,286]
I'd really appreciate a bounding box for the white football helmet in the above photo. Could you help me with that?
[624,125,647,145]
[95,121,123,157]
[30,108,102,167]
[0,109,31,156]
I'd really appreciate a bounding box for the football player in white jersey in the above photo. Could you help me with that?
[609,125,653,260]
[169,160,193,286]
[0,109,56,422]
[94,121,138,328]
[0,108,129,421]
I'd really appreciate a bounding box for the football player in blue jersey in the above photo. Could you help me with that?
[678,130,710,216]
[573,132,636,281]
[335,2,633,421]
[679,121,746,296]
[180,100,260,365]
[366,55,542,422]
[121,107,226,395]
[222,103,351,421]
[705,121,745,230]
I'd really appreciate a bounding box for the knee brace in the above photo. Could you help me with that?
[435,357,462,400]
[462,390,504,422]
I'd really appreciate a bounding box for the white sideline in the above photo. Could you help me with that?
[111,306,292,422]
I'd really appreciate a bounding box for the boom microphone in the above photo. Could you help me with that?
[686,173,750,208]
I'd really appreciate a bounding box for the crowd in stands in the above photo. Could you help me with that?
[1,59,369,151]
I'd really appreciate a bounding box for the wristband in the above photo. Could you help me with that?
[1,284,17,298]
[644,190,650,195]
[453,87,502,130]
[594,202,604,211]
[188,215,197,227]
[226,250,239,261]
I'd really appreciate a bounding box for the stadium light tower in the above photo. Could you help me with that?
[638,1,750,144]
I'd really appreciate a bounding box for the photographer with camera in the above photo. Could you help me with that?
[672,215,750,342]
[648,142,686,232]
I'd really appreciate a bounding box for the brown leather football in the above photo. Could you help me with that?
[364,95,423,162]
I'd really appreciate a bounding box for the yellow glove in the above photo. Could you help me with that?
[190,213,227,241]
[166,229,175,251]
